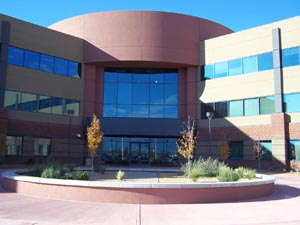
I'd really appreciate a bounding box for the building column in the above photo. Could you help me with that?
[186,66,198,119]
[0,21,10,108]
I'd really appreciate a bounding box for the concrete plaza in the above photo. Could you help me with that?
[0,170,299,225]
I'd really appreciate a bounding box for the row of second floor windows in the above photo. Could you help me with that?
[202,46,300,80]
[4,89,80,116]
[201,92,300,119]
[7,45,81,78]
[6,136,51,156]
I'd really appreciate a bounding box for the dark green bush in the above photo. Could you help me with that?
[62,172,73,179]
[28,164,46,177]
[75,170,89,180]
[218,166,239,182]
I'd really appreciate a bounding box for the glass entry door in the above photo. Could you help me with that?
[130,142,150,165]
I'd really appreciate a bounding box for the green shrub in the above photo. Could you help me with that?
[235,167,256,180]
[41,166,61,179]
[62,172,73,179]
[75,170,89,180]
[217,166,239,182]
[189,168,202,182]
[181,157,226,178]
[116,170,125,181]
[28,164,46,177]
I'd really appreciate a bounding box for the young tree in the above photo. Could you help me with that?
[177,117,198,175]
[253,140,265,170]
[87,114,103,172]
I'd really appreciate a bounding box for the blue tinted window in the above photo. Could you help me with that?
[260,96,275,114]
[244,98,259,116]
[243,56,258,74]
[258,52,273,71]
[19,93,37,112]
[54,57,68,75]
[282,47,300,67]
[229,100,243,117]
[284,93,300,112]
[133,84,149,104]
[103,83,117,104]
[38,96,52,113]
[52,97,63,115]
[4,90,20,110]
[103,70,178,118]
[24,50,39,69]
[68,61,80,78]
[228,59,242,76]
[214,62,227,78]
[204,65,214,80]
[8,46,24,66]
[40,54,54,73]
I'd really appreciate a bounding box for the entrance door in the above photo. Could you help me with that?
[130,142,150,165]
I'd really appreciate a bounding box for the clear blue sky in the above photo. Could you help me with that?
[0,0,299,31]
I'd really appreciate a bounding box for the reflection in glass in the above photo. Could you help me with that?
[204,65,214,80]
[68,61,80,78]
[103,105,117,117]
[34,138,51,156]
[284,93,300,112]
[244,98,259,116]
[118,83,132,104]
[260,141,272,160]
[66,99,80,116]
[243,56,258,74]
[40,54,54,73]
[132,105,148,118]
[150,84,164,104]
[215,102,228,118]
[133,74,149,83]
[164,106,178,118]
[260,96,275,114]
[289,140,300,161]
[133,84,149,104]
[229,141,243,160]
[117,105,131,117]
[229,100,243,117]
[6,136,23,156]
[8,46,24,66]
[38,95,52,113]
[19,93,37,112]
[164,84,178,105]
[258,52,273,71]
[282,47,300,67]
[103,83,117,104]
[150,105,164,118]
[228,59,242,76]
[54,57,68,75]
[214,62,228,78]
[24,50,39,69]
[4,90,20,110]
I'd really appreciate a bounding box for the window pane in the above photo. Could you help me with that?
[117,105,131,117]
[214,62,228,78]
[150,83,164,104]
[104,72,118,82]
[165,73,178,83]
[19,93,37,112]
[215,102,228,118]
[6,136,22,156]
[201,103,214,119]
[243,56,258,74]
[52,97,63,115]
[54,57,68,75]
[133,74,149,83]
[229,100,243,117]
[284,93,300,112]
[150,105,164,118]
[204,65,214,80]
[229,141,244,160]
[118,73,132,82]
[282,47,300,67]
[68,61,81,78]
[103,83,117,104]
[260,96,275,114]
[40,54,54,73]
[258,52,273,71]
[24,50,39,69]
[228,59,242,76]
[289,140,300,161]
[164,106,178,118]
[133,84,149,104]
[150,74,164,83]
[103,105,117,117]
[38,95,52,113]
[66,99,80,116]
[4,90,20,110]
[34,138,51,156]
[118,83,132,104]
[164,84,178,105]
[132,105,148,117]
[261,141,272,160]
[8,46,24,66]
[244,98,259,116]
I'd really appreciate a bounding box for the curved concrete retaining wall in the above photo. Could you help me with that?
[1,170,275,204]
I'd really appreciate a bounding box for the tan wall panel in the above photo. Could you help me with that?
[283,67,300,94]
[287,113,300,123]
[199,70,274,102]
[6,65,84,101]
[199,115,272,128]
[0,14,83,62]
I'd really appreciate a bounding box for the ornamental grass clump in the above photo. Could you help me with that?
[75,170,89,180]
[116,170,125,181]
[217,166,239,182]
[41,166,61,179]
[235,167,256,180]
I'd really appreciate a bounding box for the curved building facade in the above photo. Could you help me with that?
[0,11,299,169]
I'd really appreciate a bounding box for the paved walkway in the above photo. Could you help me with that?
[0,170,299,225]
